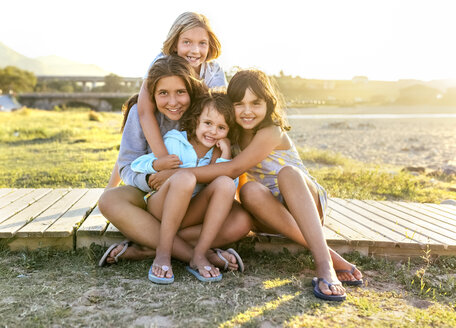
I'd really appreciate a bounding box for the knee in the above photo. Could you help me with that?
[239,181,267,205]
[98,189,114,217]
[277,165,300,181]
[212,176,236,196]
[170,170,196,192]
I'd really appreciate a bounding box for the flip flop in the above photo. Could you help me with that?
[336,265,363,286]
[148,264,174,284]
[312,277,346,302]
[214,248,245,273]
[186,266,222,283]
[98,240,130,267]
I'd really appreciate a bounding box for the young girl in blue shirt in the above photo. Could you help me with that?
[131,92,238,283]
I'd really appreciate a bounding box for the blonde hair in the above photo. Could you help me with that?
[162,12,221,62]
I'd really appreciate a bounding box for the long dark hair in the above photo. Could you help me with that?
[121,55,206,131]
[227,69,290,133]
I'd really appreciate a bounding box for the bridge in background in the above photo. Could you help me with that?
[37,75,143,91]
[18,92,132,111]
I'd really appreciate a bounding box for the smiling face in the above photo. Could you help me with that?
[233,88,267,131]
[176,27,210,74]
[154,75,191,121]
[194,105,229,148]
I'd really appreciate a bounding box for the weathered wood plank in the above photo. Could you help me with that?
[44,188,103,237]
[0,189,34,209]
[386,202,456,242]
[395,202,456,228]
[364,201,456,248]
[77,205,109,236]
[421,203,456,222]
[325,210,375,246]
[104,222,123,237]
[16,189,88,237]
[0,189,16,200]
[336,199,434,246]
[0,189,68,238]
[322,225,348,243]
[329,199,416,247]
[0,189,52,225]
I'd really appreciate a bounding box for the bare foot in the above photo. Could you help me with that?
[190,253,221,278]
[330,251,363,282]
[206,249,239,271]
[106,243,155,264]
[151,253,173,279]
[316,262,346,297]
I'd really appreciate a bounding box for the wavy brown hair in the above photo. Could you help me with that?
[227,69,290,133]
[121,55,206,131]
[180,90,236,143]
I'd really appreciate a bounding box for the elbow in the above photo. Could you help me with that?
[228,166,244,179]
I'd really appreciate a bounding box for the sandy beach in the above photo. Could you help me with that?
[286,106,456,170]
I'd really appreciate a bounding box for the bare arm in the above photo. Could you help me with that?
[150,125,285,187]
[137,80,168,158]
[106,161,122,189]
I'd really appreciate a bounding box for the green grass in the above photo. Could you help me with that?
[0,108,121,188]
[0,245,455,327]
[1,108,454,203]
[298,147,456,203]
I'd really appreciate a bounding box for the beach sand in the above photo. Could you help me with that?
[286,106,456,170]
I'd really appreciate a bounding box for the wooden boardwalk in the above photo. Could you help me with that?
[0,188,455,259]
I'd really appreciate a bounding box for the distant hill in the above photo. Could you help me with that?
[0,42,111,76]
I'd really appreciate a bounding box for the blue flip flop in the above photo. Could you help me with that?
[186,266,222,282]
[312,277,346,302]
[336,265,363,286]
[148,264,174,284]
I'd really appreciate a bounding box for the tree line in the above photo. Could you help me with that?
[2,65,456,106]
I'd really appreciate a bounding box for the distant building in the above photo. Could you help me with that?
[352,76,369,84]
[0,95,22,112]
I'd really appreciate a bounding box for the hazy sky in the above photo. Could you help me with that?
[2,0,455,81]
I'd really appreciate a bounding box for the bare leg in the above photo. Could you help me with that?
[239,180,361,281]
[98,185,194,265]
[98,185,252,270]
[146,171,196,279]
[240,167,349,297]
[178,176,237,278]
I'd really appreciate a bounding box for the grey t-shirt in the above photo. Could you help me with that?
[118,104,179,192]
[145,53,227,88]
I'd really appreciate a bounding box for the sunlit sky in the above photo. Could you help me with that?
[2,0,456,81]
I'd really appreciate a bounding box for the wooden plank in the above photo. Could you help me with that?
[345,199,443,247]
[0,189,68,238]
[104,222,123,237]
[395,202,456,228]
[323,225,348,243]
[0,189,52,225]
[421,203,456,221]
[0,188,34,209]
[16,189,88,237]
[45,188,103,237]
[0,189,16,200]
[364,201,456,248]
[325,210,375,246]
[77,205,109,236]
[386,202,456,242]
[330,199,416,247]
